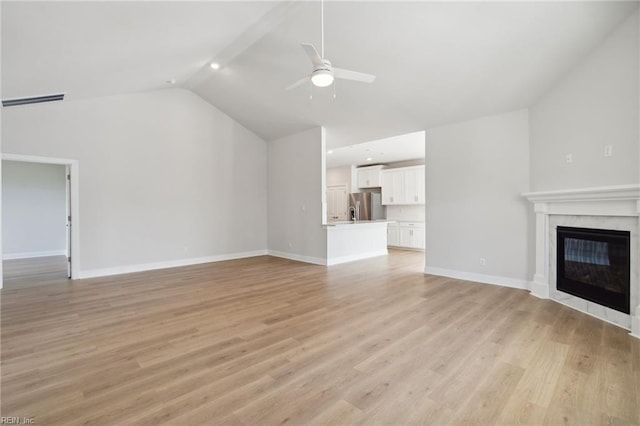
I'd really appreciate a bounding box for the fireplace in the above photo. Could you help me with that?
[557,226,630,314]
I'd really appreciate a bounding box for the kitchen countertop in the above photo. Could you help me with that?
[324,220,395,229]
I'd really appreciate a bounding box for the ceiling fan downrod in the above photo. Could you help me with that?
[321,0,325,58]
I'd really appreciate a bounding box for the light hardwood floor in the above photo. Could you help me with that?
[3,255,68,289]
[1,250,639,425]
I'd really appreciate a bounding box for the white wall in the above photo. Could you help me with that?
[530,11,639,191]
[1,88,268,276]
[2,161,67,258]
[425,109,531,286]
[386,205,424,222]
[268,127,327,264]
[326,165,352,194]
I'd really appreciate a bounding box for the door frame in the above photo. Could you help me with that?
[1,153,80,285]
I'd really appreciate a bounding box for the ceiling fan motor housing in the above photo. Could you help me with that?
[311,64,334,87]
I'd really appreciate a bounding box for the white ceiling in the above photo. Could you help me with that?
[326,131,425,168]
[1,1,277,100]
[2,1,638,146]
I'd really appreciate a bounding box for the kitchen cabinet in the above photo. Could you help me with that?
[387,222,424,250]
[398,222,425,249]
[357,165,385,188]
[381,169,405,205]
[381,165,424,205]
[404,167,425,204]
[387,223,399,247]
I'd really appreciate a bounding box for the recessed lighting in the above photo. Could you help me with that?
[366,157,373,161]
[327,150,334,154]
[166,79,176,85]
[210,62,220,70]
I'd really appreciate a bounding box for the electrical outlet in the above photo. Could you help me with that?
[479,257,486,266]
[565,154,573,163]
[604,145,613,157]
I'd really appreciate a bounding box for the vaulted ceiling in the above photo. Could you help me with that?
[2,1,637,146]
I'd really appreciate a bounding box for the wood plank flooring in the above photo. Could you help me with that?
[3,255,68,289]
[1,250,639,425]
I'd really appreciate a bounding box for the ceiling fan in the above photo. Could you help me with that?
[286,0,376,91]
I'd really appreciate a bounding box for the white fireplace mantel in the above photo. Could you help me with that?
[523,184,640,338]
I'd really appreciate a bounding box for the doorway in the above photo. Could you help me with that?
[1,154,80,289]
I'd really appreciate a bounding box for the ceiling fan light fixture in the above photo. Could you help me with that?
[311,69,334,87]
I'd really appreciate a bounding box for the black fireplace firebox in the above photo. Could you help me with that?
[557,226,630,314]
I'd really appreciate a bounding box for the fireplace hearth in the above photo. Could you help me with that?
[557,226,630,314]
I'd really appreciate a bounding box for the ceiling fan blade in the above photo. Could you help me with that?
[301,43,324,67]
[285,76,311,91]
[333,67,376,83]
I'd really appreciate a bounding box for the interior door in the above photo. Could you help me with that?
[327,185,348,221]
[65,166,71,278]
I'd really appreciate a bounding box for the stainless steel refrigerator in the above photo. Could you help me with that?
[348,192,386,221]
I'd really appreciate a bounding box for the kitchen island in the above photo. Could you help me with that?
[324,220,392,265]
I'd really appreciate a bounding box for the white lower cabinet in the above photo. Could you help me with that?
[388,222,425,250]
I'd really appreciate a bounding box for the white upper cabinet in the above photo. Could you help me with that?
[381,165,424,205]
[381,169,405,205]
[404,167,425,204]
[357,165,385,188]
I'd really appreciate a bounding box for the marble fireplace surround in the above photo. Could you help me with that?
[523,184,640,338]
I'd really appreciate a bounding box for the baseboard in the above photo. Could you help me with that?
[423,266,529,290]
[326,249,388,266]
[529,280,550,299]
[78,250,268,279]
[266,250,327,266]
[3,250,66,260]
[633,311,640,339]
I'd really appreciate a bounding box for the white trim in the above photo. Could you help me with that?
[267,250,327,266]
[633,306,640,339]
[326,249,387,266]
[2,153,75,166]
[1,153,81,283]
[424,266,529,290]
[529,279,549,299]
[522,184,640,203]
[78,250,268,279]
[3,250,66,260]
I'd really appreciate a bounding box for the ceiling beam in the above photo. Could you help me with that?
[184,1,303,91]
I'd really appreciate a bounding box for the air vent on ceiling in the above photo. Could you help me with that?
[2,93,65,107]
